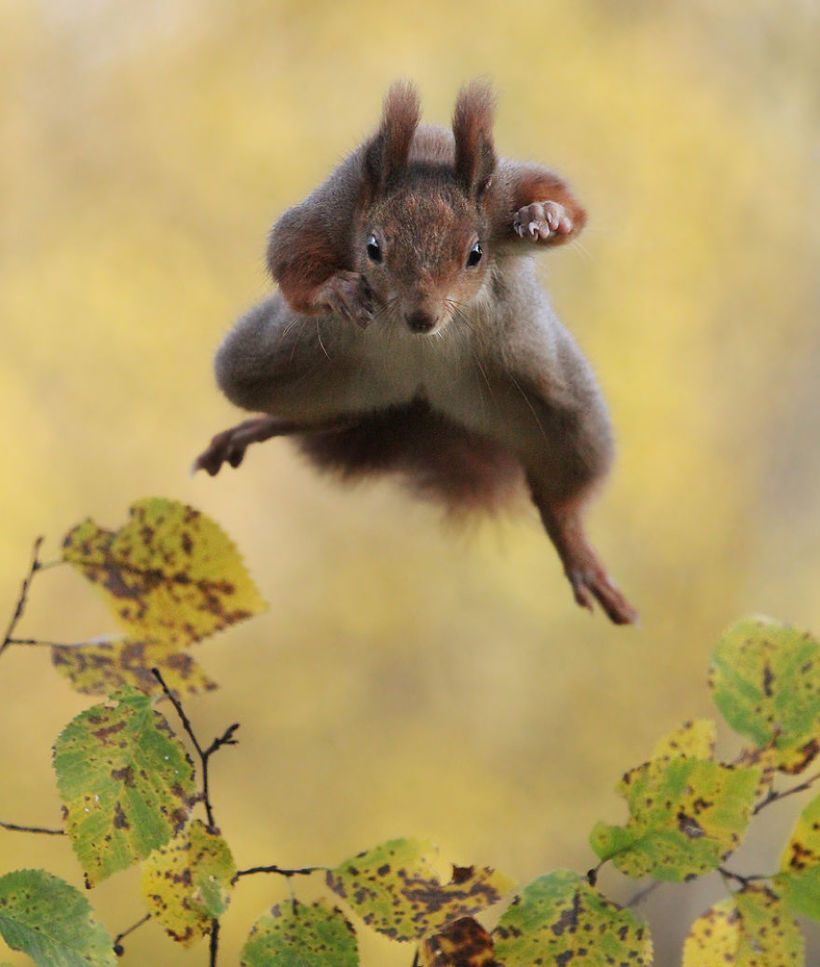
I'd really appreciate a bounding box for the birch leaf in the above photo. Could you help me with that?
[53,689,196,885]
[62,497,267,648]
[141,820,236,946]
[327,839,513,941]
[0,870,115,967]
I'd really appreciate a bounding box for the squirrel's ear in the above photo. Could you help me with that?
[452,80,497,201]
[363,81,421,198]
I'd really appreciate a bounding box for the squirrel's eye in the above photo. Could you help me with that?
[366,235,382,263]
[467,241,483,267]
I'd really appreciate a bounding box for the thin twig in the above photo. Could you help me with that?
[718,867,768,890]
[753,770,820,815]
[151,668,239,830]
[209,918,219,967]
[233,864,325,883]
[1,537,44,659]
[0,819,64,836]
[6,637,121,649]
[626,880,661,908]
[411,950,420,967]
[113,913,151,954]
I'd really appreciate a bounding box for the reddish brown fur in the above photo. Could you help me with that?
[298,399,523,513]
[452,80,497,197]
[363,81,421,198]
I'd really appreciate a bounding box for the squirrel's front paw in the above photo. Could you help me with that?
[318,271,376,328]
[513,201,574,242]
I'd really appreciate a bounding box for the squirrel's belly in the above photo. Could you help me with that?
[296,398,523,514]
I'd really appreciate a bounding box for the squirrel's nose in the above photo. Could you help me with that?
[406,310,436,334]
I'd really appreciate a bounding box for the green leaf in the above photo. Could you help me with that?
[53,688,196,885]
[493,869,652,967]
[682,885,804,966]
[0,870,116,967]
[420,918,496,967]
[590,756,758,880]
[62,497,267,649]
[240,899,357,967]
[775,792,820,921]
[141,820,236,946]
[326,838,514,941]
[709,616,820,773]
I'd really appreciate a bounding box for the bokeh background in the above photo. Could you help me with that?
[1,0,818,963]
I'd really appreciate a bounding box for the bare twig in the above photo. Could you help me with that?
[113,913,152,955]
[718,867,768,890]
[233,864,325,883]
[1,537,45,659]
[753,770,820,815]
[209,918,220,967]
[151,667,239,830]
[0,819,64,836]
[626,880,661,908]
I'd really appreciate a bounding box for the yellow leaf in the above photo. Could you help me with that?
[652,719,717,760]
[141,820,236,947]
[62,498,267,648]
[51,639,217,696]
[682,886,803,966]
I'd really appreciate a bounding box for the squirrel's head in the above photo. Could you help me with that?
[355,80,497,336]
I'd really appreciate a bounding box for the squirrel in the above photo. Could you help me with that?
[194,80,637,625]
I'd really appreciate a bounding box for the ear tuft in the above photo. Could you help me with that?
[363,81,421,198]
[452,79,497,200]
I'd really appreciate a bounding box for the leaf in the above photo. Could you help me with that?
[240,899,357,967]
[682,885,804,966]
[51,638,217,696]
[62,497,267,649]
[326,838,514,941]
[652,719,717,760]
[774,792,820,921]
[141,820,236,946]
[53,688,196,885]
[420,917,498,967]
[709,616,820,773]
[492,869,652,967]
[0,869,116,967]
[590,756,759,880]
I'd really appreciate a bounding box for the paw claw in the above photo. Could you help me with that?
[514,201,573,244]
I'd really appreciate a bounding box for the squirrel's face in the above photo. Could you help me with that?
[357,183,491,336]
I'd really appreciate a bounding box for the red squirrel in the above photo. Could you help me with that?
[194,81,637,625]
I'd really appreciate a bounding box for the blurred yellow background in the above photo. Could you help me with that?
[1,0,818,963]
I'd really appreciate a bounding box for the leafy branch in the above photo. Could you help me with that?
[1,501,819,967]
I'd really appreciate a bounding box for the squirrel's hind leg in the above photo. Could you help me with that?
[528,481,638,625]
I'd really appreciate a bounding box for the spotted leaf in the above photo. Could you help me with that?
[774,793,820,922]
[682,885,803,966]
[420,917,498,967]
[141,820,235,946]
[590,756,758,880]
[709,617,820,773]
[61,497,267,649]
[240,899,357,967]
[51,638,217,697]
[652,720,717,761]
[53,688,196,885]
[493,869,652,967]
[0,869,116,967]
[326,839,514,941]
